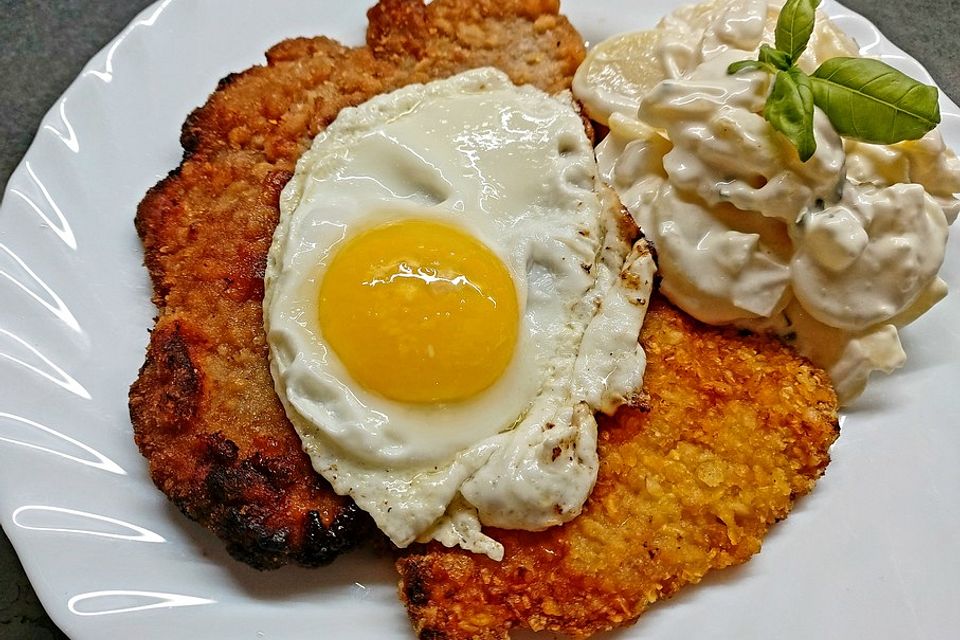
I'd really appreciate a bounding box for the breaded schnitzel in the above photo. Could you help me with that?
[129,0,586,570]
[396,296,839,639]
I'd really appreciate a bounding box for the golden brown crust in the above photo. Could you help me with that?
[396,297,840,639]
[129,0,586,570]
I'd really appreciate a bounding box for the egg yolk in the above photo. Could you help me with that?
[318,219,519,404]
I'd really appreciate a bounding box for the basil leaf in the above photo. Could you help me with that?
[775,0,821,62]
[728,59,777,75]
[765,68,817,161]
[810,57,940,144]
[759,44,792,71]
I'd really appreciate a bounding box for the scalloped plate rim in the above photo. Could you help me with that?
[1,1,958,639]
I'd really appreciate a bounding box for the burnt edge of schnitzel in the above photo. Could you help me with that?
[129,0,587,570]
[129,317,376,569]
[396,297,840,639]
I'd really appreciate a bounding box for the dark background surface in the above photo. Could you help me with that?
[1,0,958,638]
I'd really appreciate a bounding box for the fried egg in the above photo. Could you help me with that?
[264,68,655,560]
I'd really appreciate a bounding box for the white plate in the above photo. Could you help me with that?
[1,1,958,639]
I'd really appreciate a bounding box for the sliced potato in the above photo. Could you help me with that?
[573,30,669,127]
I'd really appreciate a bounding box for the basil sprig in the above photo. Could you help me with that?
[768,68,817,161]
[728,0,940,161]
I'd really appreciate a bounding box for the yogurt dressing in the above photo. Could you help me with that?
[582,0,959,402]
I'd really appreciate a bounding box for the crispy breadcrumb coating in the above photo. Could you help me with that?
[397,296,839,639]
[129,0,586,570]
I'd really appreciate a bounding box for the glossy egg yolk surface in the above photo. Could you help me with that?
[318,219,519,404]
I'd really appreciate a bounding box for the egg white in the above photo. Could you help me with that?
[264,68,655,559]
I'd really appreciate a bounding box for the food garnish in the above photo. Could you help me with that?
[729,0,941,160]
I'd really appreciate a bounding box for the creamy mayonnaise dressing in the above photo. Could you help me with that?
[579,0,960,402]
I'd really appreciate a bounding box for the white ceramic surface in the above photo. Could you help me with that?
[0,1,957,639]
